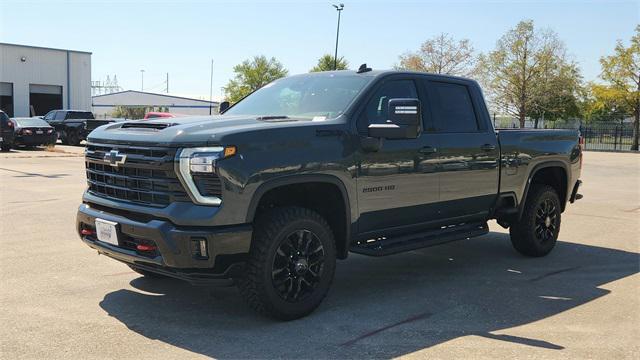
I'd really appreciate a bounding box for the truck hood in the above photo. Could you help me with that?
[87,115,314,147]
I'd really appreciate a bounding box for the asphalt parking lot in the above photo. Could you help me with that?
[0,149,638,359]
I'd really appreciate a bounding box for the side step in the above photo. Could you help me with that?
[350,222,489,257]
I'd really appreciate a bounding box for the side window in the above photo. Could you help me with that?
[429,82,478,132]
[54,111,65,120]
[43,111,54,121]
[364,80,418,125]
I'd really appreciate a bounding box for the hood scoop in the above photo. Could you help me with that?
[120,122,177,130]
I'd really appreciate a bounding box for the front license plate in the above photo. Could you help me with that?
[36,130,43,134]
[95,218,118,246]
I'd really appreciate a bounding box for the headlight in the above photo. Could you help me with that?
[175,146,236,205]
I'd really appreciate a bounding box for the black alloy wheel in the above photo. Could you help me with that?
[271,229,326,302]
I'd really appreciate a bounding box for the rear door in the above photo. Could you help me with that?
[424,79,499,221]
[356,76,440,235]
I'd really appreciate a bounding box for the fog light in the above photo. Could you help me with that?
[191,237,209,259]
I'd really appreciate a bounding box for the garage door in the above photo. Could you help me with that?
[0,82,13,117]
[30,84,63,116]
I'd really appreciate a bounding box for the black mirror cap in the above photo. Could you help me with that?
[219,101,230,114]
[387,98,421,126]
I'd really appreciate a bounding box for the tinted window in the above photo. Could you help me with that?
[0,112,9,126]
[364,80,418,125]
[430,82,478,132]
[66,111,94,120]
[14,118,50,127]
[43,111,55,121]
[54,111,65,120]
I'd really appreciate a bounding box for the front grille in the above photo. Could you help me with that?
[85,143,190,207]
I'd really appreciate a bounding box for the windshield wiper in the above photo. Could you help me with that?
[256,115,289,121]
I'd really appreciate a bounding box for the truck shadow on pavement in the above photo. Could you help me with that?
[99,232,639,359]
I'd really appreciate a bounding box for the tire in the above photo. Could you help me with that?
[128,265,168,278]
[65,130,81,146]
[509,184,561,257]
[237,206,336,320]
[0,144,10,152]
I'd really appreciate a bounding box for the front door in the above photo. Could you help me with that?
[356,77,440,235]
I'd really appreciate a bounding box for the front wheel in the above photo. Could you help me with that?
[237,207,336,320]
[509,185,561,257]
[65,130,81,146]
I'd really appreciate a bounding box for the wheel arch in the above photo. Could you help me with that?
[518,161,569,220]
[246,174,352,259]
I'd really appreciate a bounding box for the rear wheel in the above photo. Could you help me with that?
[237,207,336,320]
[509,185,561,257]
[0,144,10,152]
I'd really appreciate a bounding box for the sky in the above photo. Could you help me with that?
[1,0,638,101]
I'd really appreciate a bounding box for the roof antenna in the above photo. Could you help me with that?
[357,63,372,73]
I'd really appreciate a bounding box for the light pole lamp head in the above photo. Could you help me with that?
[333,3,344,10]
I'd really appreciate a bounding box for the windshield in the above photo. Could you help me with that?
[224,74,371,120]
[14,118,50,127]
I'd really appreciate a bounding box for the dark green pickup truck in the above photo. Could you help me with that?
[77,68,583,319]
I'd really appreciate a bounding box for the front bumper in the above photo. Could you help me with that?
[77,203,252,285]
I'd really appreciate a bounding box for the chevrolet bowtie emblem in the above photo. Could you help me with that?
[104,150,127,167]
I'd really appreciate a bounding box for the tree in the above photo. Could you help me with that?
[310,54,348,72]
[477,20,581,128]
[224,56,288,103]
[581,83,632,123]
[529,58,582,127]
[599,25,640,150]
[396,33,476,76]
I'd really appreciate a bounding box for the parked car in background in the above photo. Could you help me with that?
[43,110,115,146]
[143,112,176,120]
[10,117,57,148]
[0,110,15,151]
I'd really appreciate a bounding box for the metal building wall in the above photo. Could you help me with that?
[0,43,91,117]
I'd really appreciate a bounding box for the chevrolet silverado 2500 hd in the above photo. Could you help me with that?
[77,68,583,320]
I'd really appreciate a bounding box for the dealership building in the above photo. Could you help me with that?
[92,90,219,117]
[0,43,92,117]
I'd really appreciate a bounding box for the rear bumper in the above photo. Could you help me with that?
[76,203,251,285]
[15,134,57,146]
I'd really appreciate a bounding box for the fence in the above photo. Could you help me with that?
[547,122,636,152]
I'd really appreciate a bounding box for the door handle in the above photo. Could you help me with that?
[419,146,437,154]
[480,144,496,151]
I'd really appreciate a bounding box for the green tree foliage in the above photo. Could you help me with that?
[598,25,640,150]
[396,33,476,76]
[582,83,632,122]
[310,54,349,72]
[224,56,288,103]
[477,20,582,128]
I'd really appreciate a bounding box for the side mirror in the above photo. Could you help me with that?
[219,101,230,114]
[368,98,421,139]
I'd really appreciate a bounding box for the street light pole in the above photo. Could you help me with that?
[209,59,214,115]
[140,69,145,91]
[332,3,344,70]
